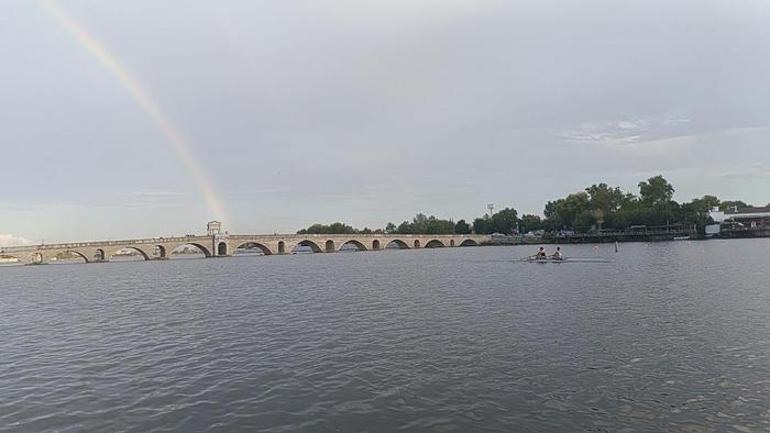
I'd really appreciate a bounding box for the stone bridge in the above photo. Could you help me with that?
[0,234,491,265]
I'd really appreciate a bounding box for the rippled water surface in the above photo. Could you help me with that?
[2,240,770,433]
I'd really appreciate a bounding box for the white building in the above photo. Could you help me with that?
[707,207,726,223]
[708,206,770,236]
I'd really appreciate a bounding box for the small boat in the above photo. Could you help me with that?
[673,236,691,241]
[522,256,566,263]
[515,256,612,264]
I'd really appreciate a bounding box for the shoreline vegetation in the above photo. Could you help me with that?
[297,175,768,242]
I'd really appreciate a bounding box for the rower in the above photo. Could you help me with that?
[551,246,563,260]
[535,247,547,259]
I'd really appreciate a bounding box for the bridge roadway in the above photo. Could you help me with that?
[0,233,491,265]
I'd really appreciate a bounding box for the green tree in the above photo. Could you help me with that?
[297,222,358,234]
[638,175,675,206]
[411,214,429,233]
[586,183,628,229]
[473,217,492,234]
[396,221,414,234]
[519,214,543,233]
[586,183,626,213]
[539,175,736,233]
[425,216,455,234]
[574,210,596,232]
[544,199,567,229]
[680,195,721,228]
[720,200,750,211]
[544,192,590,231]
[489,208,519,234]
[454,219,471,234]
[391,214,456,234]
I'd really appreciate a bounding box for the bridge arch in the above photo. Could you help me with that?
[155,245,167,259]
[450,239,456,247]
[425,239,445,248]
[168,243,212,258]
[233,242,273,256]
[413,240,421,249]
[4,252,48,265]
[52,250,89,264]
[94,249,106,261]
[325,240,335,253]
[218,242,228,256]
[386,240,410,249]
[460,239,480,247]
[0,254,22,266]
[109,246,151,261]
[278,241,286,254]
[340,240,367,252]
[372,240,381,250]
[294,240,323,254]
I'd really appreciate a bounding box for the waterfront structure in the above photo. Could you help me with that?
[708,206,770,238]
[556,223,697,243]
[0,229,489,265]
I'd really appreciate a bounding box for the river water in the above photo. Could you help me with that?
[1,240,769,433]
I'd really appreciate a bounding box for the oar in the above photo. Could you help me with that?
[554,257,612,263]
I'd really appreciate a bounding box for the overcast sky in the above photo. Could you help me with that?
[2,0,769,244]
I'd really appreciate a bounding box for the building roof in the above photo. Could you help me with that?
[725,206,770,214]
[724,206,770,219]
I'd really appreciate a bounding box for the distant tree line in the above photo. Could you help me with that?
[297,223,384,235]
[297,209,528,236]
[383,209,532,235]
[296,175,765,236]
[541,175,767,233]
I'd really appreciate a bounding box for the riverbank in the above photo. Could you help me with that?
[482,229,770,245]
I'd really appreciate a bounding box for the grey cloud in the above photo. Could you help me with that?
[1,0,769,241]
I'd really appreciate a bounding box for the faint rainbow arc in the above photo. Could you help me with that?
[44,0,228,223]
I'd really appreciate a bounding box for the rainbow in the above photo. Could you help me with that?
[44,0,228,223]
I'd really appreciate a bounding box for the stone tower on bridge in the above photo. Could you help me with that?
[207,221,223,236]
